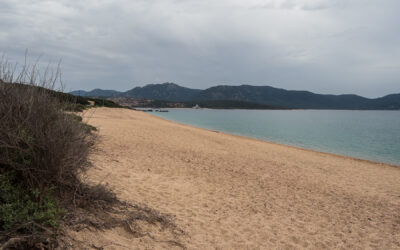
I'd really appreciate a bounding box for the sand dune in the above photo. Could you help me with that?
[69,107,400,249]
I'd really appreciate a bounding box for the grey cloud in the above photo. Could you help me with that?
[301,0,346,11]
[0,0,399,97]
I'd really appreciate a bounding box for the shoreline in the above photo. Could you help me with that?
[149,111,400,168]
[136,107,400,111]
[134,107,293,110]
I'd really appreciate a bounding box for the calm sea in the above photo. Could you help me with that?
[152,109,400,166]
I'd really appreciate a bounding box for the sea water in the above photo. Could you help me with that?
[152,109,400,166]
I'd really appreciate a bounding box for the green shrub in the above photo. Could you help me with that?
[0,173,64,232]
[68,113,97,133]
[89,98,124,108]
[81,123,97,133]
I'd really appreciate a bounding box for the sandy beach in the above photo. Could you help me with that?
[69,107,400,249]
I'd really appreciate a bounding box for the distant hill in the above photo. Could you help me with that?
[367,94,400,110]
[193,85,367,109]
[194,85,400,109]
[109,98,287,109]
[120,82,201,101]
[70,83,400,110]
[70,89,121,97]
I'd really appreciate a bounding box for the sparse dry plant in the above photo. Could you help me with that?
[0,55,100,248]
[0,55,92,197]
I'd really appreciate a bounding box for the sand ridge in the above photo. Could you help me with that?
[70,107,400,249]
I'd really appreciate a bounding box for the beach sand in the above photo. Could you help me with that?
[68,107,400,249]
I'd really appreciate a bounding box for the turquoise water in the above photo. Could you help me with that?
[152,109,400,166]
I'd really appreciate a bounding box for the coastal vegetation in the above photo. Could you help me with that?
[0,58,104,248]
[0,58,177,249]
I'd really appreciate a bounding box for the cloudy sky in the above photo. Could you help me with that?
[1,0,399,97]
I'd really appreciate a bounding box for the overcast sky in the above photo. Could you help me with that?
[1,0,399,97]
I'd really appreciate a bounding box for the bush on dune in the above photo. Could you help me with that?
[0,82,93,196]
[0,56,183,249]
[0,57,114,248]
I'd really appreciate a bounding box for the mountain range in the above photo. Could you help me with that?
[70,83,400,110]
